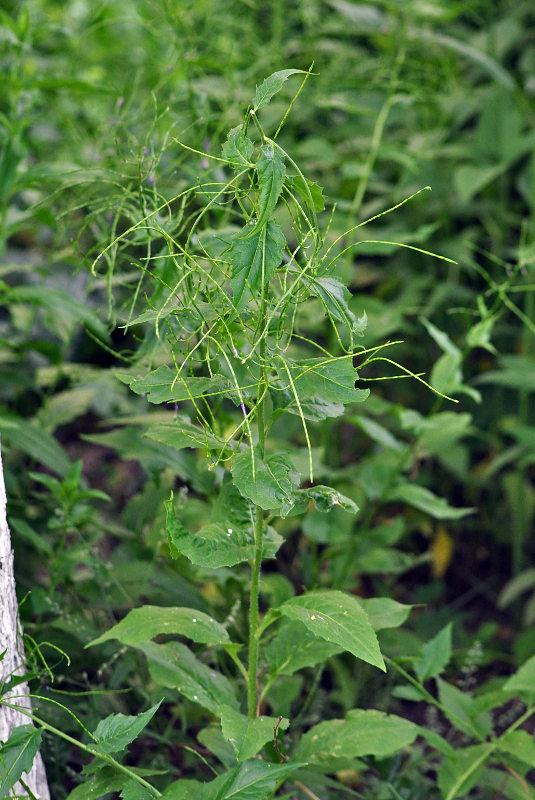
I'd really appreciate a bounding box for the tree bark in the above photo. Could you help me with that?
[0,438,51,799]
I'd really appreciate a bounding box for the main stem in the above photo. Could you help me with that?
[247,297,267,719]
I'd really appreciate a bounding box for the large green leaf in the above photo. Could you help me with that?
[289,175,325,213]
[120,779,156,800]
[139,641,238,714]
[285,357,369,406]
[253,69,307,111]
[145,420,225,452]
[385,483,474,520]
[278,590,385,670]
[503,654,535,699]
[0,725,42,797]
[92,703,160,756]
[231,447,300,516]
[128,367,233,405]
[498,730,535,769]
[88,605,231,648]
[252,144,285,230]
[65,767,126,799]
[166,501,254,567]
[265,620,342,676]
[414,622,453,682]
[202,759,302,800]
[229,219,285,311]
[303,274,366,334]
[295,710,417,763]
[220,706,289,762]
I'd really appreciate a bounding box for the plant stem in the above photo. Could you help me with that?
[247,297,267,718]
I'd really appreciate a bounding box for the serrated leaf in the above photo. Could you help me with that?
[414,622,453,682]
[385,483,474,520]
[253,69,308,111]
[249,144,285,231]
[278,590,385,670]
[202,759,302,800]
[129,367,233,405]
[265,621,342,676]
[290,175,325,212]
[220,706,289,762]
[166,501,254,567]
[285,357,369,406]
[145,421,226,452]
[87,605,231,648]
[231,446,300,516]
[358,598,413,631]
[92,703,160,756]
[302,274,366,334]
[221,126,254,166]
[503,654,535,698]
[295,710,417,763]
[0,725,42,797]
[229,219,285,311]
[139,641,238,714]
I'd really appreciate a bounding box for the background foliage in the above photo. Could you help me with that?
[1,1,535,797]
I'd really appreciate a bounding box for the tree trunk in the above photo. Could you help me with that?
[0,439,51,799]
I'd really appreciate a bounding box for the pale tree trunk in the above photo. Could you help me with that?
[0,439,51,799]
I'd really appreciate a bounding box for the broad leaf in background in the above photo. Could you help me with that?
[385,483,473,520]
[358,598,414,631]
[295,710,417,763]
[414,622,453,682]
[278,590,385,670]
[92,703,160,755]
[229,219,285,310]
[88,606,231,647]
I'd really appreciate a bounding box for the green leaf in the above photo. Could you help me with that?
[163,780,205,799]
[145,421,226,452]
[220,706,289,761]
[221,126,254,166]
[0,725,42,797]
[414,623,453,682]
[436,678,492,739]
[0,415,71,476]
[252,144,285,230]
[129,367,233,405]
[498,730,535,768]
[166,501,254,567]
[265,620,342,676]
[358,598,413,631]
[139,641,238,714]
[231,447,300,516]
[290,175,325,212]
[385,483,474,520]
[93,703,160,755]
[278,590,385,670]
[65,767,126,799]
[285,357,369,406]
[253,69,308,111]
[503,654,535,698]
[201,759,302,800]
[87,605,231,648]
[229,219,285,311]
[438,744,492,800]
[296,485,358,514]
[295,710,417,763]
[120,780,156,800]
[301,274,366,334]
